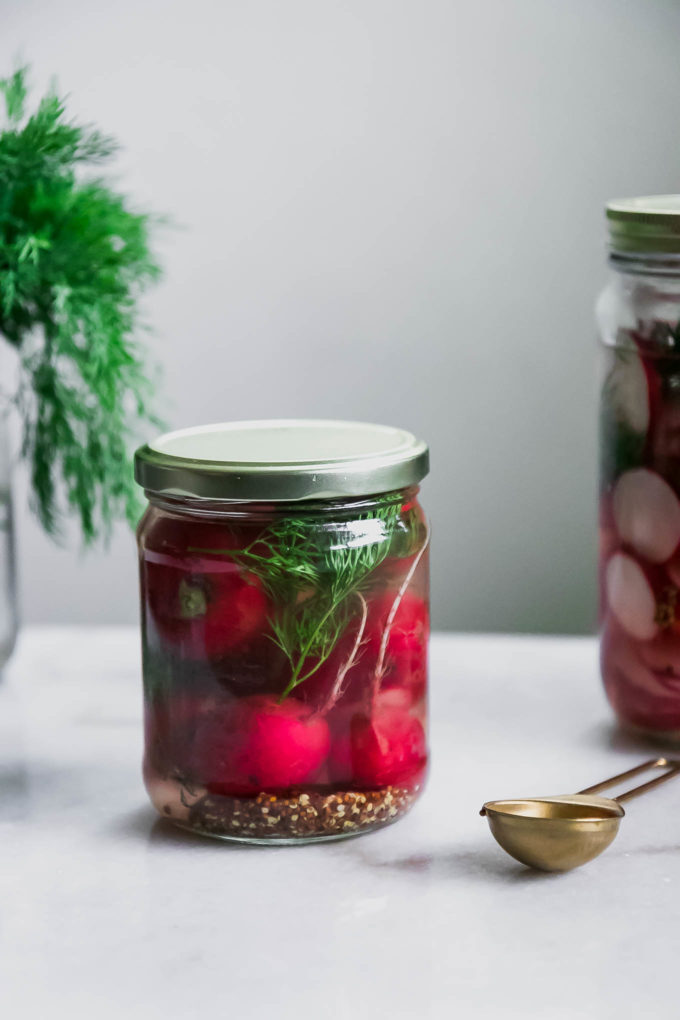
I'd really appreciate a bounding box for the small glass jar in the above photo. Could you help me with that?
[135,420,430,842]
[598,197,680,738]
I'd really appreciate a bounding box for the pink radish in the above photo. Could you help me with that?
[612,469,680,563]
[605,553,658,640]
[343,707,427,788]
[195,695,330,795]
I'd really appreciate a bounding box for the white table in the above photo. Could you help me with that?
[1,628,678,1019]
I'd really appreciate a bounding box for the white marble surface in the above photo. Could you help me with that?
[1,628,679,1019]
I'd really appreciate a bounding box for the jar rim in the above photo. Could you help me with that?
[134,419,429,502]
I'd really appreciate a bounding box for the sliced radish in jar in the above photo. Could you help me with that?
[605,348,651,435]
[606,553,658,640]
[612,469,680,563]
[601,619,680,731]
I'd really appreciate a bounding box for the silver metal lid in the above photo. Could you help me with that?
[607,195,680,254]
[134,419,429,502]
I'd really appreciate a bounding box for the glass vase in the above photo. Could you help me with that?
[0,415,18,671]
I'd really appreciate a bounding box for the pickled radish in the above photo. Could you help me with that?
[196,695,330,795]
[366,592,428,699]
[612,469,680,563]
[605,553,658,640]
[601,621,680,733]
[375,687,416,713]
[330,705,426,788]
[147,564,269,660]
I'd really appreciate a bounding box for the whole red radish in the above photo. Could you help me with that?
[376,687,417,714]
[146,564,268,661]
[328,689,421,783]
[366,591,428,700]
[298,592,429,713]
[195,695,330,795]
[143,516,269,661]
[295,623,374,711]
[330,704,426,788]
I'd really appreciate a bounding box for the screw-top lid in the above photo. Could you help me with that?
[134,419,429,502]
[607,195,680,255]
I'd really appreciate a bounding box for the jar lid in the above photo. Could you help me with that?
[134,419,429,502]
[607,195,680,254]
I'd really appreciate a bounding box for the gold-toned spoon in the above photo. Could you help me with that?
[480,757,680,872]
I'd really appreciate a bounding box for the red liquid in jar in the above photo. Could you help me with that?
[600,328,680,737]
[139,501,429,839]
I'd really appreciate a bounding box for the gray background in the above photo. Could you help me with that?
[4,0,680,632]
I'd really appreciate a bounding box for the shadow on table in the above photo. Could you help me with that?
[584,721,679,756]
[115,806,285,851]
[116,808,562,876]
[117,808,680,872]
[355,846,564,884]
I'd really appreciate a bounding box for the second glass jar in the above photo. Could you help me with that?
[598,196,680,739]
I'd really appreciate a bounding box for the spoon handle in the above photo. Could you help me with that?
[578,757,680,804]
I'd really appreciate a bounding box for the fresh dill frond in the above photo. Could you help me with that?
[192,495,426,698]
[0,65,163,543]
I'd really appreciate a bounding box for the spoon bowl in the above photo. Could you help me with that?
[481,794,625,872]
[481,758,680,872]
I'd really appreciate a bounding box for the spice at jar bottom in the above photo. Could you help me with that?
[135,419,430,844]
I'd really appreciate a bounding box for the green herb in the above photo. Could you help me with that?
[0,66,163,543]
[192,497,424,699]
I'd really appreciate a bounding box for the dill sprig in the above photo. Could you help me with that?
[193,497,424,698]
[0,65,163,543]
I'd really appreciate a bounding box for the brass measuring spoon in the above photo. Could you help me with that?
[480,757,680,872]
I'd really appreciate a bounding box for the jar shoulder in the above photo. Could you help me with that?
[597,271,680,348]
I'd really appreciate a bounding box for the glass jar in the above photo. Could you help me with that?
[598,196,680,738]
[135,420,430,842]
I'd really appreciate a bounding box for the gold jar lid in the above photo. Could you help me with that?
[607,195,680,255]
[134,419,429,502]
